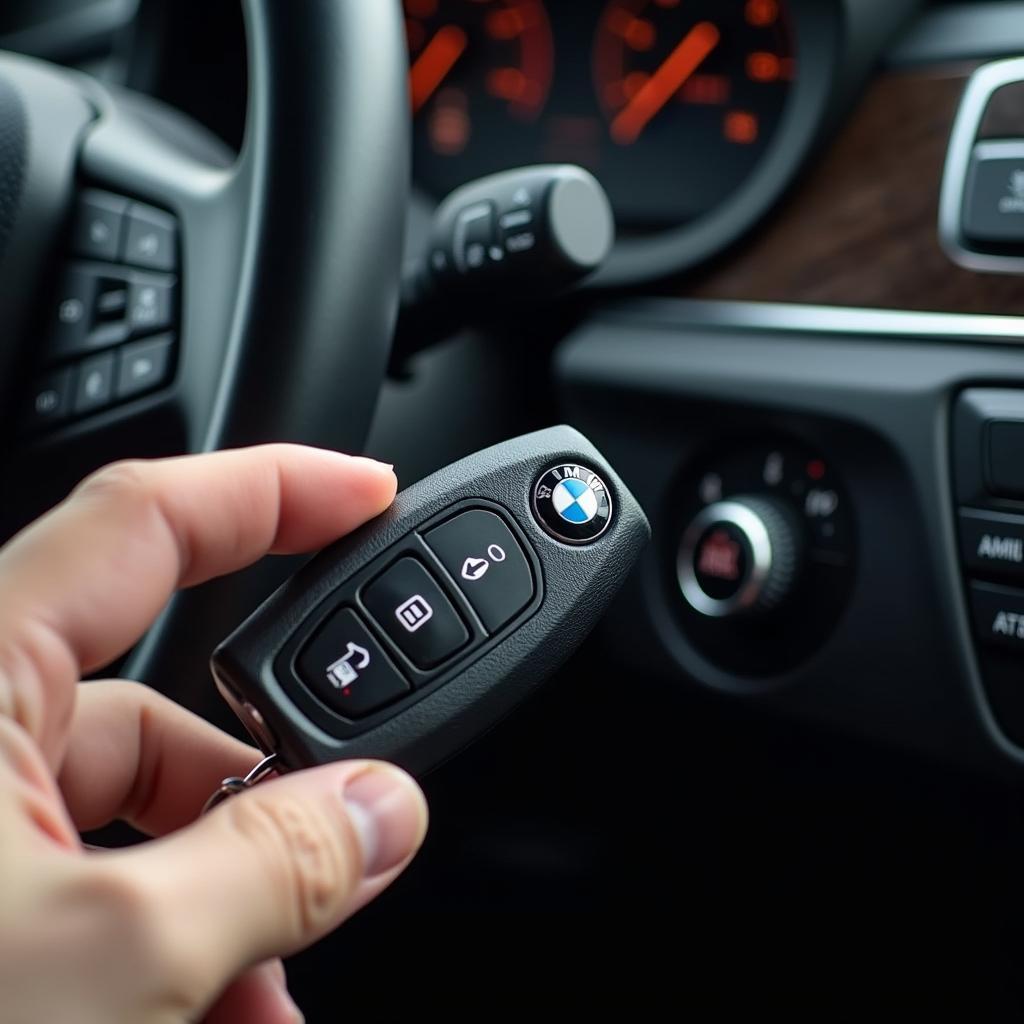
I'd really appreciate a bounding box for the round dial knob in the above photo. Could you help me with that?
[677,496,801,618]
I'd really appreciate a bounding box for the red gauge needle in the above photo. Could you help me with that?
[610,20,721,145]
[410,24,469,115]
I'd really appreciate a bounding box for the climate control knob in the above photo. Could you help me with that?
[677,496,801,618]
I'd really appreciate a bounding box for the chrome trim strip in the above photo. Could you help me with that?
[939,56,1024,275]
[601,298,1024,343]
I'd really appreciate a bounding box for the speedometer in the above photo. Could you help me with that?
[593,0,795,229]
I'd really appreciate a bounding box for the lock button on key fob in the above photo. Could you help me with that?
[425,509,534,632]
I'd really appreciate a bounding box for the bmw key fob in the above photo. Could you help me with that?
[211,426,650,775]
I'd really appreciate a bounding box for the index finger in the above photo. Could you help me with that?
[0,445,396,755]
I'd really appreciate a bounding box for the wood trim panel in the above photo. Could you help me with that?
[687,67,1024,316]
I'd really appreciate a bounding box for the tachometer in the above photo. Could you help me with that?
[593,0,795,229]
[405,0,554,187]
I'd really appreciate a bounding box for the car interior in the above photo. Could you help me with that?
[4,0,1024,1016]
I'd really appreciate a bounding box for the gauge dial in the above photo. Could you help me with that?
[405,0,554,184]
[593,0,794,228]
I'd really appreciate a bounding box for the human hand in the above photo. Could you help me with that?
[0,445,428,1024]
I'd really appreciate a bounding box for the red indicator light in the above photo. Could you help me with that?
[807,459,826,481]
[724,110,758,145]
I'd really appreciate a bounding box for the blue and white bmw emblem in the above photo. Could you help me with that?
[532,464,613,544]
[552,477,600,524]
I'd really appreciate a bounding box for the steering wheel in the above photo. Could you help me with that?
[0,1,409,720]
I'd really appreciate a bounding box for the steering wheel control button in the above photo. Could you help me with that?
[425,510,534,632]
[124,204,178,272]
[532,464,613,545]
[678,497,799,618]
[23,367,74,432]
[362,557,470,671]
[116,335,174,399]
[49,267,99,360]
[73,351,116,415]
[297,608,409,719]
[72,190,127,262]
[959,509,1024,580]
[128,278,175,335]
[970,582,1024,652]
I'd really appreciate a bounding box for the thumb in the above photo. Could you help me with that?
[106,760,427,1012]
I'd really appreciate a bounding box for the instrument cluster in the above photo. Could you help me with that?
[405,0,798,234]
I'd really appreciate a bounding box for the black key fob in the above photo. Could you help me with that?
[211,426,650,775]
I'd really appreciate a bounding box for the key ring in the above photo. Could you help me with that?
[202,753,279,815]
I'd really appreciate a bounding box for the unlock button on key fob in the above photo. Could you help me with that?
[297,609,409,719]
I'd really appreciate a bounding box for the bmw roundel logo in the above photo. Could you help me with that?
[532,463,613,544]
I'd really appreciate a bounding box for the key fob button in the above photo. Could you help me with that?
[297,608,409,718]
[362,557,469,671]
[425,510,534,633]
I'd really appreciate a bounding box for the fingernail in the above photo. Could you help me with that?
[349,455,395,474]
[343,765,427,877]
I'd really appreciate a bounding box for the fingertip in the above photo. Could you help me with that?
[312,450,398,504]
[271,448,398,552]
[353,456,399,501]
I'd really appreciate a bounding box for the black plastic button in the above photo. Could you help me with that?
[96,284,129,319]
[48,267,98,361]
[73,351,115,414]
[426,510,534,632]
[124,204,177,271]
[46,267,138,362]
[963,146,1024,245]
[73,191,127,262]
[116,335,173,398]
[960,508,1024,579]
[23,367,74,431]
[362,557,469,670]
[128,278,175,335]
[297,608,409,718]
[988,421,1024,498]
[971,581,1024,651]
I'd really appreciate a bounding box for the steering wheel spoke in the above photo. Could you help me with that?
[1,0,410,710]
[73,81,244,441]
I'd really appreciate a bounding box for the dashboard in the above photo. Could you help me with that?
[405,0,843,283]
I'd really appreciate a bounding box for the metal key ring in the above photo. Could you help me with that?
[202,753,279,815]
